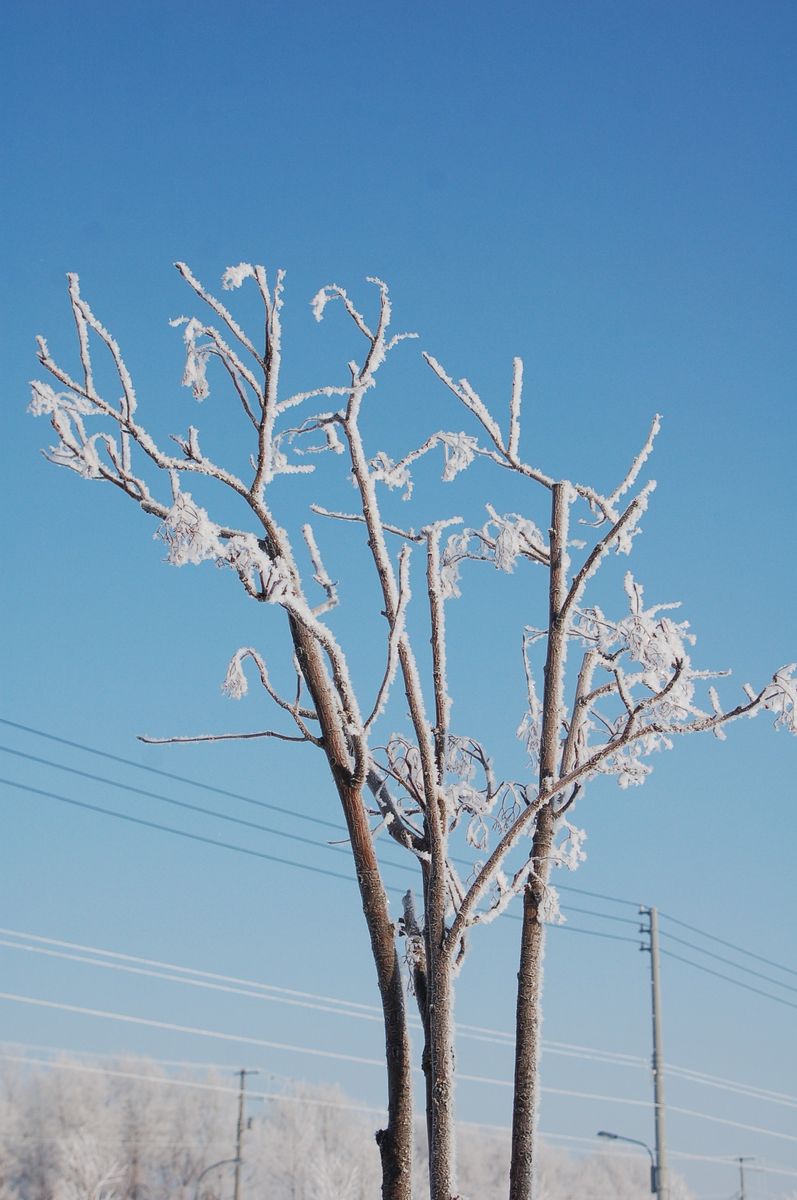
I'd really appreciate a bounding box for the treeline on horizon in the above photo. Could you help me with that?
[0,1054,689,1199]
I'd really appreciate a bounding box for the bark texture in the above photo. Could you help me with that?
[509,483,570,1200]
[292,618,414,1200]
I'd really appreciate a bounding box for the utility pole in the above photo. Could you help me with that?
[232,1068,258,1200]
[641,906,669,1200]
[737,1155,755,1200]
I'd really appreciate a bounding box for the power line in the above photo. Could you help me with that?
[0,719,344,831]
[0,747,641,936]
[658,908,797,980]
[0,1040,296,1082]
[0,775,361,885]
[659,928,797,994]
[665,1062,797,1108]
[8,928,795,1118]
[552,903,640,927]
[0,744,374,866]
[0,928,646,1066]
[0,774,641,944]
[660,949,797,1012]
[6,1050,797,1184]
[1,999,795,1150]
[3,722,791,975]
[0,717,638,908]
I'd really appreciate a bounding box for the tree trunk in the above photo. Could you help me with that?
[426,955,456,1200]
[425,835,457,1199]
[339,777,415,1200]
[291,618,414,1200]
[509,483,570,1200]
[507,805,556,1200]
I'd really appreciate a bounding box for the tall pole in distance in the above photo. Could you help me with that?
[232,1069,258,1200]
[641,907,669,1200]
[737,1155,755,1200]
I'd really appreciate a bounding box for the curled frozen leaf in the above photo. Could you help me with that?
[438,431,479,481]
[222,651,249,699]
[222,262,255,290]
[171,316,211,401]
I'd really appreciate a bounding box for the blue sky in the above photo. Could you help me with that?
[2,3,796,1195]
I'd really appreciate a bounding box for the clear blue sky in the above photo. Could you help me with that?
[2,3,796,1196]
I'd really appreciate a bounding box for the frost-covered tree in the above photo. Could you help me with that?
[0,1060,697,1200]
[29,262,795,1200]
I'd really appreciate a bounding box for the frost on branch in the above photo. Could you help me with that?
[517,628,545,769]
[551,821,587,872]
[222,262,256,290]
[170,316,211,401]
[29,379,93,418]
[438,431,479,481]
[439,508,549,601]
[756,664,797,733]
[366,431,478,502]
[368,451,414,499]
[223,649,249,699]
[156,486,222,566]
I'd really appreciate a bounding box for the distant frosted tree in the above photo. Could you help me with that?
[0,1059,699,1200]
[30,262,795,1200]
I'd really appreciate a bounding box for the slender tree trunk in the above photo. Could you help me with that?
[291,620,414,1200]
[425,820,457,1200]
[426,955,456,1200]
[407,880,434,1169]
[339,776,414,1200]
[507,806,556,1200]
[509,483,570,1200]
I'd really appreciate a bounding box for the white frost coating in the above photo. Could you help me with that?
[369,451,413,499]
[365,548,411,730]
[48,425,103,479]
[302,522,339,616]
[484,508,547,573]
[708,685,728,740]
[222,263,255,290]
[614,480,655,556]
[310,282,373,339]
[518,627,546,767]
[439,531,472,600]
[508,357,523,459]
[69,276,138,418]
[29,380,94,418]
[269,435,316,478]
[538,885,565,925]
[156,490,223,566]
[311,285,335,322]
[551,822,587,872]
[758,664,797,733]
[437,431,479,481]
[222,533,272,586]
[222,650,249,699]
[171,317,211,402]
[609,413,662,506]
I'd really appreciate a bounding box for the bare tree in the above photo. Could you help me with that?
[30,261,795,1200]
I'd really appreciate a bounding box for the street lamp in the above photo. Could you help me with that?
[597,1130,657,1194]
[193,1157,239,1200]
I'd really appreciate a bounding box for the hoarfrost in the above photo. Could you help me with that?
[156,490,223,566]
[222,650,249,699]
[438,431,478,481]
[222,262,255,290]
[171,316,211,401]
